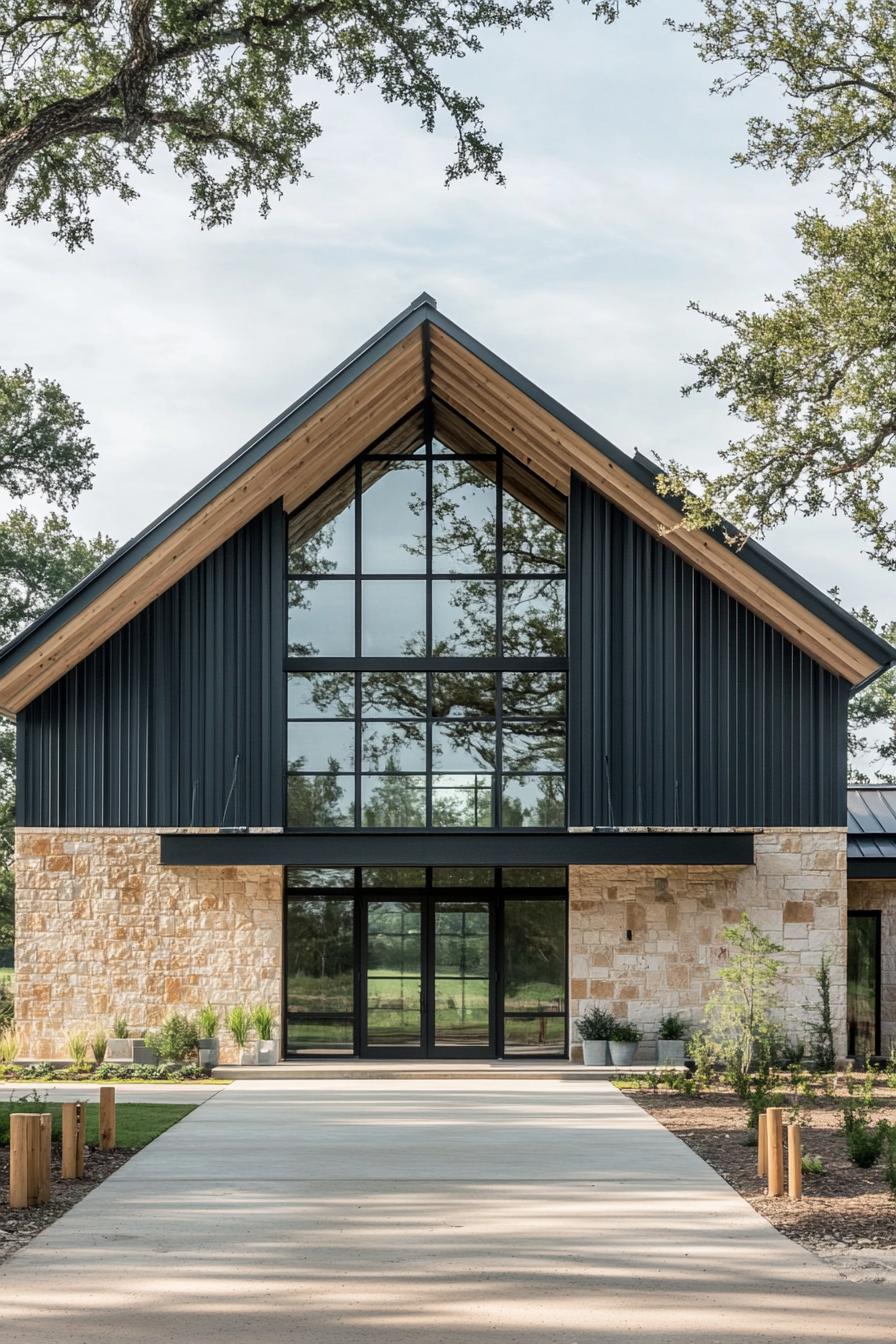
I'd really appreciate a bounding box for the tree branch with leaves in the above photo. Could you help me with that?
[0,0,638,248]
[657,2,896,565]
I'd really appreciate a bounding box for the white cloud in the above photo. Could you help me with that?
[0,0,891,615]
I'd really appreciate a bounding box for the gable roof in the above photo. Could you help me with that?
[0,291,892,713]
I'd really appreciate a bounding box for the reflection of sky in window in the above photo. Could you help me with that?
[288,581,354,656]
[361,464,426,573]
[362,581,426,656]
[288,721,355,772]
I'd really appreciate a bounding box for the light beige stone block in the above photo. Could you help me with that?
[14,828,282,1063]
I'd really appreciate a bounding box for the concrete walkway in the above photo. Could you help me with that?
[0,1079,892,1342]
[0,1081,227,1104]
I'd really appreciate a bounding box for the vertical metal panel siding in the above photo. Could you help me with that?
[569,476,848,828]
[17,503,285,827]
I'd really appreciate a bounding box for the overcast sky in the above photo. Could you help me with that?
[1,1,892,618]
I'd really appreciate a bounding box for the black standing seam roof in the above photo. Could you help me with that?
[847,785,896,862]
[0,291,893,699]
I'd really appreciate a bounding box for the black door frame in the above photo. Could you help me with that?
[847,909,882,1058]
[283,866,568,1060]
[359,889,497,1059]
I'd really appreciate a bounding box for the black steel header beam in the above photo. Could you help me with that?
[160,830,755,868]
[847,858,896,879]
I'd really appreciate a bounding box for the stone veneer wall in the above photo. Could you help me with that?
[15,829,282,1062]
[569,829,848,1060]
[847,879,896,1055]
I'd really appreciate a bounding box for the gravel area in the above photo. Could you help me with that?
[624,1081,896,1283]
[0,1144,131,1265]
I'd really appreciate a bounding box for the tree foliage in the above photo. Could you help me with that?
[0,365,95,505]
[0,0,636,249]
[846,603,896,780]
[0,370,114,950]
[0,512,114,949]
[698,913,784,1096]
[657,2,896,563]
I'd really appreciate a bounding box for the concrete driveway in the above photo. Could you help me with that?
[0,1079,891,1342]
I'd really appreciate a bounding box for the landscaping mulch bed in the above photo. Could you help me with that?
[0,1143,131,1266]
[624,1081,896,1278]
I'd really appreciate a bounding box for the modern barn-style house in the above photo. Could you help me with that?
[4,294,896,1064]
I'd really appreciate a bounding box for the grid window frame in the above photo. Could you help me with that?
[285,428,568,832]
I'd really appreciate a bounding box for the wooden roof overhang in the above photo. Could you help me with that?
[0,292,891,714]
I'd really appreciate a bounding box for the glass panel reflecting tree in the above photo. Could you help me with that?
[287,432,568,829]
[503,898,566,1055]
[285,897,355,1053]
[847,912,880,1058]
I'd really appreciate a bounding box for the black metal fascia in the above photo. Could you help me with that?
[159,829,755,867]
[847,858,896,879]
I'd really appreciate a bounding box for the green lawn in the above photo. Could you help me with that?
[0,1101,195,1147]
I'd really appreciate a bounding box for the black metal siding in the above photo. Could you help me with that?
[17,504,285,827]
[568,476,849,828]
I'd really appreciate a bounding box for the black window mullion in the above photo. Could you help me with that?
[495,450,504,828]
[425,438,433,827]
[354,461,362,824]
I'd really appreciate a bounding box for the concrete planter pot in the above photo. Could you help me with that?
[239,1044,257,1067]
[256,1039,276,1067]
[105,1038,159,1066]
[104,1037,134,1064]
[609,1040,638,1067]
[657,1040,686,1067]
[198,1038,219,1069]
[581,1039,608,1067]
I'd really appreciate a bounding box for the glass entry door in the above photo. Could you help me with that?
[431,901,492,1053]
[362,896,495,1056]
[284,866,567,1059]
[365,900,424,1051]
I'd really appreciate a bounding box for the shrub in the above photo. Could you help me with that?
[806,951,837,1073]
[112,1015,128,1040]
[658,1014,688,1041]
[67,1031,89,1067]
[196,1004,219,1039]
[664,1069,700,1096]
[610,1022,642,1044]
[846,1119,886,1169]
[802,1153,825,1176]
[884,1125,896,1199]
[227,1004,252,1048]
[702,915,783,1098]
[838,1067,877,1136]
[743,1073,785,1131]
[92,1061,207,1081]
[0,1025,19,1064]
[92,1033,107,1063]
[144,1013,199,1063]
[252,1004,275,1041]
[575,1006,616,1041]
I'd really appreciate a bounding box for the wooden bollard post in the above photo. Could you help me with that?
[767,1107,784,1197]
[757,1112,768,1177]
[99,1086,115,1151]
[9,1113,36,1209]
[37,1113,52,1205]
[788,1123,803,1201]
[26,1111,42,1206]
[76,1101,85,1178]
[61,1102,78,1178]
